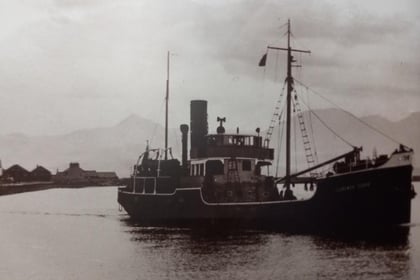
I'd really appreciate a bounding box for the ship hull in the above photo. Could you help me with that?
[118,165,413,231]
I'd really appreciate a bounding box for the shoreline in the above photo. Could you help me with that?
[0,182,120,196]
[1,178,418,197]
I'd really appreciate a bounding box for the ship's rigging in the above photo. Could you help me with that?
[260,19,410,184]
[260,19,313,187]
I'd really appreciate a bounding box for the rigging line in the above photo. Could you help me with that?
[275,119,281,177]
[305,88,319,164]
[278,21,289,30]
[290,32,311,53]
[297,94,355,148]
[296,52,303,83]
[290,33,298,49]
[297,86,318,164]
[274,50,279,82]
[279,102,286,175]
[293,102,298,173]
[275,21,288,42]
[292,89,317,169]
[273,31,289,46]
[264,80,287,142]
[275,108,285,177]
[294,78,403,146]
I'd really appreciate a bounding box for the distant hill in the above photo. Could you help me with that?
[0,110,419,177]
[0,115,176,177]
[315,109,419,154]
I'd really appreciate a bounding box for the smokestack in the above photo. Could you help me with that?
[190,100,208,158]
[180,124,189,168]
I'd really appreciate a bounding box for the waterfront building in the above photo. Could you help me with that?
[54,162,119,185]
[30,165,52,182]
[2,164,30,182]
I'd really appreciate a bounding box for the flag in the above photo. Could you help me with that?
[258,53,267,67]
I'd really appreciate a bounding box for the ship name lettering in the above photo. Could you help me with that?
[357,182,370,189]
[336,185,355,192]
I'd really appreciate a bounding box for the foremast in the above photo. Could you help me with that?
[267,20,310,187]
[262,21,373,186]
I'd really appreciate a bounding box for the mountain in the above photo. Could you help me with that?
[0,111,419,177]
[0,115,179,177]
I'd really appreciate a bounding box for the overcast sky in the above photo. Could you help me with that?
[0,0,419,136]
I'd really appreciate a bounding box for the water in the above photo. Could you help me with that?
[0,184,419,280]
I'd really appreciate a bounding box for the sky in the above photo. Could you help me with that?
[0,0,419,136]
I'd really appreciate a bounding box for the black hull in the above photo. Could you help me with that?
[118,165,413,231]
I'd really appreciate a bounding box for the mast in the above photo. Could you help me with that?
[165,51,170,160]
[263,19,310,186]
[285,19,292,187]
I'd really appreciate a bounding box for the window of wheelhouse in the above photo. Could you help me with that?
[206,160,224,175]
[190,163,206,176]
[242,160,251,171]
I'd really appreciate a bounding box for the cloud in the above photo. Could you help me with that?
[0,0,418,136]
[190,0,420,121]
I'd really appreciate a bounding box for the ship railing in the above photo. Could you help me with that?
[132,147,174,194]
[132,151,148,193]
[132,176,156,194]
[132,148,158,193]
[132,175,173,194]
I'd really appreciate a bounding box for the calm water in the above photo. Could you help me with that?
[1,184,419,280]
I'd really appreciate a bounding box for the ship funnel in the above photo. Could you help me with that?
[180,124,189,168]
[190,100,208,158]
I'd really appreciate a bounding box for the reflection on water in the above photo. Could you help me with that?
[122,222,414,280]
[0,185,419,280]
[124,226,273,278]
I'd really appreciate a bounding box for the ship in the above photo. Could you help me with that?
[118,20,416,231]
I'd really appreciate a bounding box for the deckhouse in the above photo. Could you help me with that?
[187,100,274,181]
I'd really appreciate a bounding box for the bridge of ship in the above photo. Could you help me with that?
[189,133,274,178]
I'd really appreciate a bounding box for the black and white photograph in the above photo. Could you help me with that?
[0,1,419,279]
